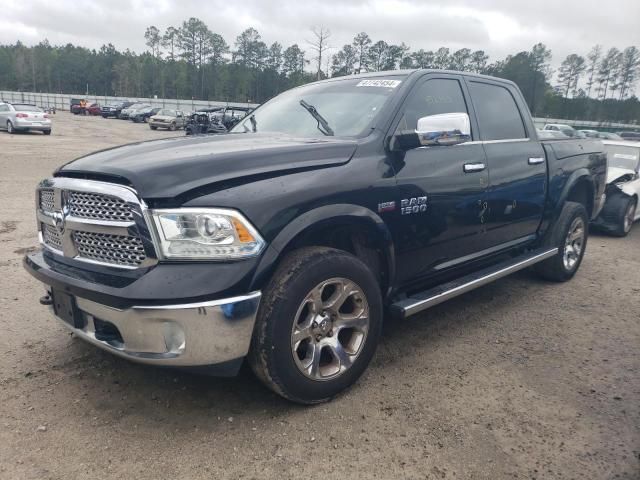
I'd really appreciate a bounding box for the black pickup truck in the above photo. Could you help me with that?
[24,70,606,404]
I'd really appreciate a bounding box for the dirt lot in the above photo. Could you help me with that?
[0,112,638,480]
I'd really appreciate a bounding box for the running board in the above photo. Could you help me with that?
[390,248,558,319]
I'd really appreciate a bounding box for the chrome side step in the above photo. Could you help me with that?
[391,248,558,319]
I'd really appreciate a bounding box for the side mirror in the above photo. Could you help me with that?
[415,112,471,147]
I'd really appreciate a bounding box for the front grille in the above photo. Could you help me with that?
[42,223,63,250]
[73,231,146,267]
[40,189,55,212]
[37,180,155,269]
[68,191,134,222]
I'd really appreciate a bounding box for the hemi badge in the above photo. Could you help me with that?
[378,201,396,213]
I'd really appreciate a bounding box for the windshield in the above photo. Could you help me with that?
[232,76,404,137]
[605,144,640,171]
[13,104,43,112]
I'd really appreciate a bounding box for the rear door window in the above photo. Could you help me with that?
[468,82,526,141]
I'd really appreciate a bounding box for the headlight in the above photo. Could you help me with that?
[150,208,265,260]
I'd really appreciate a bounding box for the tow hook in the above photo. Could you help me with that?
[39,294,53,306]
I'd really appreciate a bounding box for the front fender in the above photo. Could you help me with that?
[249,204,396,295]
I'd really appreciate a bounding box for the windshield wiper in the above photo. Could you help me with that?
[299,100,334,136]
[247,114,257,132]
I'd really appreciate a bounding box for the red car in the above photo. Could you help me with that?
[71,102,101,116]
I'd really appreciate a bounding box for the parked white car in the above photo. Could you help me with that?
[0,102,52,134]
[544,123,579,137]
[593,140,640,236]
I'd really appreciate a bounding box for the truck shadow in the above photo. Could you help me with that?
[55,268,540,425]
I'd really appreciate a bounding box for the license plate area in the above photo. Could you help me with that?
[51,289,83,328]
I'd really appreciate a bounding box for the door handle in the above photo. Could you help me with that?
[528,157,545,165]
[463,163,486,173]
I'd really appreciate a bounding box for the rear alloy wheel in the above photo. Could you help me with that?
[7,120,14,134]
[249,247,382,404]
[562,216,586,271]
[534,201,589,282]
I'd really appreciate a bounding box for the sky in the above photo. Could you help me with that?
[2,0,640,71]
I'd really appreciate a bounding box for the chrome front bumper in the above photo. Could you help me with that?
[50,292,261,367]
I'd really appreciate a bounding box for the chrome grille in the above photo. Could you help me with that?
[42,223,63,250]
[39,189,55,212]
[36,178,156,269]
[73,231,146,267]
[68,191,134,222]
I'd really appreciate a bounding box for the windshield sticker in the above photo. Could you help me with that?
[356,79,402,88]
[613,153,638,161]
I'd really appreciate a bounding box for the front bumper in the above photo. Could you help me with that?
[24,250,264,372]
[47,290,261,368]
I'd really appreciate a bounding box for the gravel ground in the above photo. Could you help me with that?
[0,113,638,480]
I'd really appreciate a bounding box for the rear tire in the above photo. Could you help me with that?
[43,130,51,135]
[248,247,382,404]
[534,201,588,282]
[6,120,14,134]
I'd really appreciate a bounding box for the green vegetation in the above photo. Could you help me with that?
[0,19,638,122]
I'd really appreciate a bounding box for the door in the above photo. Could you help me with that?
[390,75,489,285]
[466,80,547,248]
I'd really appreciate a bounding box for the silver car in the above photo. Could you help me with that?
[148,109,186,130]
[0,102,52,134]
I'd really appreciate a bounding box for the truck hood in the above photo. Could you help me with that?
[57,133,358,198]
[607,166,636,184]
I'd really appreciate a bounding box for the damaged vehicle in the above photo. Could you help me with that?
[593,140,640,236]
[184,106,254,135]
[184,108,227,135]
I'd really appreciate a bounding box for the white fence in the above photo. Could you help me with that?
[0,91,258,113]
[1,90,638,131]
[532,116,639,131]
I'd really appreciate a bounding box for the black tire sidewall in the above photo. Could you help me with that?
[619,197,636,236]
[544,202,589,281]
[256,249,382,403]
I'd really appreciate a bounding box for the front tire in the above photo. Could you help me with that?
[608,195,636,237]
[249,247,382,404]
[149,125,157,130]
[534,201,588,282]
[169,122,177,131]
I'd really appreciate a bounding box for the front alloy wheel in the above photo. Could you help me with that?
[623,200,636,235]
[291,278,369,381]
[249,247,382,404]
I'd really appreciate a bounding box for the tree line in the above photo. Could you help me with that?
[0,17,639,123]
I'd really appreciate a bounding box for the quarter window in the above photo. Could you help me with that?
[469,82,527,141]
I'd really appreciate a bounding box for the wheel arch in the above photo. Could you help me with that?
[249,204,396,297]
[560,170,596,219]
